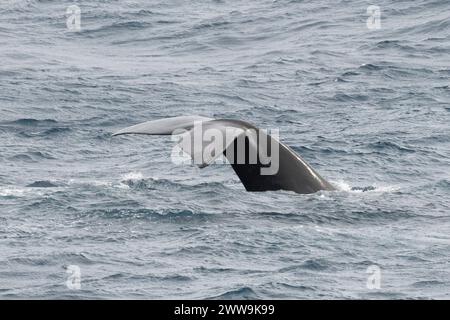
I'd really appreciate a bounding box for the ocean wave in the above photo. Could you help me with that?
[7,252,93,267]
[83,208,210,220]
[429,179,450,191]
[79,21,152,38]
[279,259,330,272]
[8,151,56,162]
[17,127,71,138]
[366,141,416,154]
[4,118,58,126]
[412,280,446,288]
[210,286,259,300]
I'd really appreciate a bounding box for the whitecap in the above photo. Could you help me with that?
[331,180,400,193]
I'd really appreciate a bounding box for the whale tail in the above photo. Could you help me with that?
[113,116,335,194]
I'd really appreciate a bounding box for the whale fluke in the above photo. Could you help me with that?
[112,115,213,136]
[113,116,335,194]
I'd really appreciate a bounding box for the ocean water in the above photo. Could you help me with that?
[1,0,449,299]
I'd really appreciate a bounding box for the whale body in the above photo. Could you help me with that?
[113,116,335,194]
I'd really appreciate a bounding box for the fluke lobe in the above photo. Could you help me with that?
[113,116,335,194]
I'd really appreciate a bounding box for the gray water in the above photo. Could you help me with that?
[1,0,449,299]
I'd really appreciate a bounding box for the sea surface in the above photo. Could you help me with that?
[1,0,449,299]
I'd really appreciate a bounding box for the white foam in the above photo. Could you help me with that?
[331,180,400,193]
[67,178,112,187]
[370,184,400,193]
[0,187,26,197]
[120,172,144,181]
[332,180,353,192]
[0,187,47,197]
